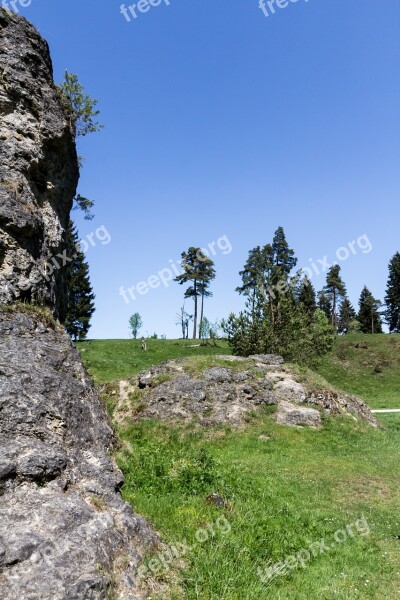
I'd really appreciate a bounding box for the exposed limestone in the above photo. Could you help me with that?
[0,10,79,320]
[0,12,158,600]
[275,400,321,428]
[111,355,378,429]
[0,311,158,599]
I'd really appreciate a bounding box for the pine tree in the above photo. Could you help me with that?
[338,298,356,334]
[224,229,334,363]
[385,252,400,332]
[358,286,383,334]
[174,248,215,339]
[298,276,317,321]
[197,258,216,339]
[236,246,265,314]
[323,265,347,331]
[64,221,95,341]
[271,226,297,283]
[57,71,103,138]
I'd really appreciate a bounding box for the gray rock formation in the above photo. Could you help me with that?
[111,355,378,429]
[0,12,158,599]
[0,310,157,599]
[0,10,79,321]
[114,358,278,426]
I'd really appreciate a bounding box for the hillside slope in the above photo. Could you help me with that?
[316,334,400,410]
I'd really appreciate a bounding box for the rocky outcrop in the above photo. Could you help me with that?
[134,361,277,426]
[110,355,378,429]
[0,10,79,320]
[0,310,157,599]
[0,12,158,600]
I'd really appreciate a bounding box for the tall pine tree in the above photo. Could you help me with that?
[323,265,347,331]
[271,226,297,285]
[358,286,383,334]
[64,220,95,341]
[197,257,216,339]
[174,248,215,339]
[385,252,400,333]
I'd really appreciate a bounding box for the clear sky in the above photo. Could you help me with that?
[15,0,400,338]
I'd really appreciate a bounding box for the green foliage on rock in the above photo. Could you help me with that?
[57,71,103,138]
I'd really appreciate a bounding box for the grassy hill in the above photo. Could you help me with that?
[316,334,400,410]
[78,335,400,599]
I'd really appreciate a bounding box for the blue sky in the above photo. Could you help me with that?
[16,0,400,338]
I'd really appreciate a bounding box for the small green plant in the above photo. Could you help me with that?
[57,71,103,138]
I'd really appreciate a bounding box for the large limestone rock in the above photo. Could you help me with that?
[0,12,157,599]
[0,10,79,321]
[109,355,378,429]
[0,310,157,599]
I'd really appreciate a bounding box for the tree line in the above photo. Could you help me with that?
[221,228,400,363]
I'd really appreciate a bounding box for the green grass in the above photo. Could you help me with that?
[80,334,400,597]
[117,414,400,599]
[316,334,400,409]
[77,338,231,383]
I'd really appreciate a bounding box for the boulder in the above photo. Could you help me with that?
[275,401,322,428]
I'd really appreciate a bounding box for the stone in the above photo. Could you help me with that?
[273,379,306,404]
[0,10,79,321]
[275,401,321,428]
[249,354,284,365]
[114,361,278,426]
[203,367,233,383]
[206,493,231,510]
[0,311,157,600]
[306,390,379,428]
[0,13,158,599]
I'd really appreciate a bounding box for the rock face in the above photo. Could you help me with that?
[0,311,157,599]
[0,13,157,599]
[111,355,378,429]
[0,10,79,321]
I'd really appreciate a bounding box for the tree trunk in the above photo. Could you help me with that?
[332,290,337,331]
[193,280,198,339]
[199,293,205,339]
